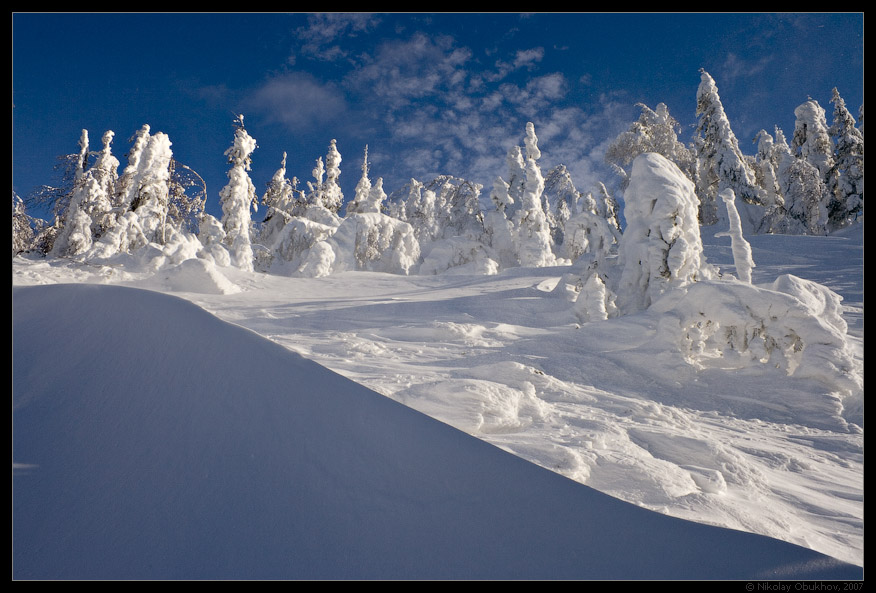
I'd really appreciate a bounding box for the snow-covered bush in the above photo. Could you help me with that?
[329,212,420,275]
[651,273,862,398]
[419,236,499,276]
[197,213,231,267]
[267,217,338,277]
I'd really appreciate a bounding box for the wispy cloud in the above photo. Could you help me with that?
[245,72,347,131]
[253,22,622,194]
[292,13,381,63]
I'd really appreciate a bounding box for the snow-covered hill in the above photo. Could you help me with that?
[12,280,862,580]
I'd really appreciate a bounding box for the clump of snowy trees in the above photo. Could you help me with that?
[605,70,863,236]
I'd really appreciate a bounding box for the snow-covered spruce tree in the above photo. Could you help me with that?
[790,98,835,233]
[827,87,864,230]
[12,192,35,256]
[50,130,101,257]
[417,176,497,275]
[84,126,164,260]
[502,144,527,220]
[197,212,231,267]
[694,70,764,230]
[615,152,715,314]
[302,153,343,227]
[753,130,783,211]
[542,164,582,255]
[115,124,151,211]
[605,102,695,189]
[53,130,123,256]
[307,139,344,214]
[329,208,420,275]
[561,181,621,263]
[218,116,259,272]
[129,131,174,245]
[86,130,121,238]
[346,146,386,215]
[513,122,556,267]
[755,128,806,234]
[792,99,835,183]
[777,130,828,235]
[550,179,622,322]
[257,152,299,263]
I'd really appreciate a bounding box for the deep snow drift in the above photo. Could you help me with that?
[12,283,862,580]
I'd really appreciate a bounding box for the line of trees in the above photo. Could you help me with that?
[13,71,863,279]
[605,71,863,236]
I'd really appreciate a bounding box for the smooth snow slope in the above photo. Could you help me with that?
[12,283,862,580]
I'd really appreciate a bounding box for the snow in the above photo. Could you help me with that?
[12,155,863,579]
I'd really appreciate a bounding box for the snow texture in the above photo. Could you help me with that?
[13,282,862,580]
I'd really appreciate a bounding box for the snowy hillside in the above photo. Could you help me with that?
[12,151,864,579]
[12,281,862,580]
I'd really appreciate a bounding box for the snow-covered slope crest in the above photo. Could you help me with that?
[12,283,862,580]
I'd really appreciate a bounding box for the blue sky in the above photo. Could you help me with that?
[12,13,864,221]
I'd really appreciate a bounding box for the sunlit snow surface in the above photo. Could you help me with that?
[12,223,863,578]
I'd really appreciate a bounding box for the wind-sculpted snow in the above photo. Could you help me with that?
[12,283,863,579]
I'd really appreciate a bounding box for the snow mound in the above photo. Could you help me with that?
[651,274,862,402]
[13,283,862,580]
[158,257,241,294]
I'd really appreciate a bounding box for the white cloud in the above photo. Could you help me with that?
[246,72,347,132]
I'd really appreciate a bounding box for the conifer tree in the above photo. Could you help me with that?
[606,102,695,188]
[12,192,35,255]
[513,122,556,267]
[219,115,259,271]
[694,70,763,227]
[827,88,864,229]
[50,130,97,256]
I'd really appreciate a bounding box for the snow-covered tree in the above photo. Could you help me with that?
[329,212,420,275]
[48,130,90,256]
[307,139,344,214]
[346,146,386,214]
[715,188,755,283]
[511,122,556,267]
[219,116,259,271]
[606,102,695,188]
[542,164,582,251]
[86,131,121,237]
[827,88,864,230]
[694,70,763,229]
[197,213,231,267]
[753,129,783,211]
[502,145,527,220]
[12,192,35,255]
[137,134,174,240]
[324,139,344,213]
[615,152,715,314]
[791,99,835,182]
[115,124,152,211]
[166,158,207,235]
[258,152,302,256]
[562,181,621,264]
